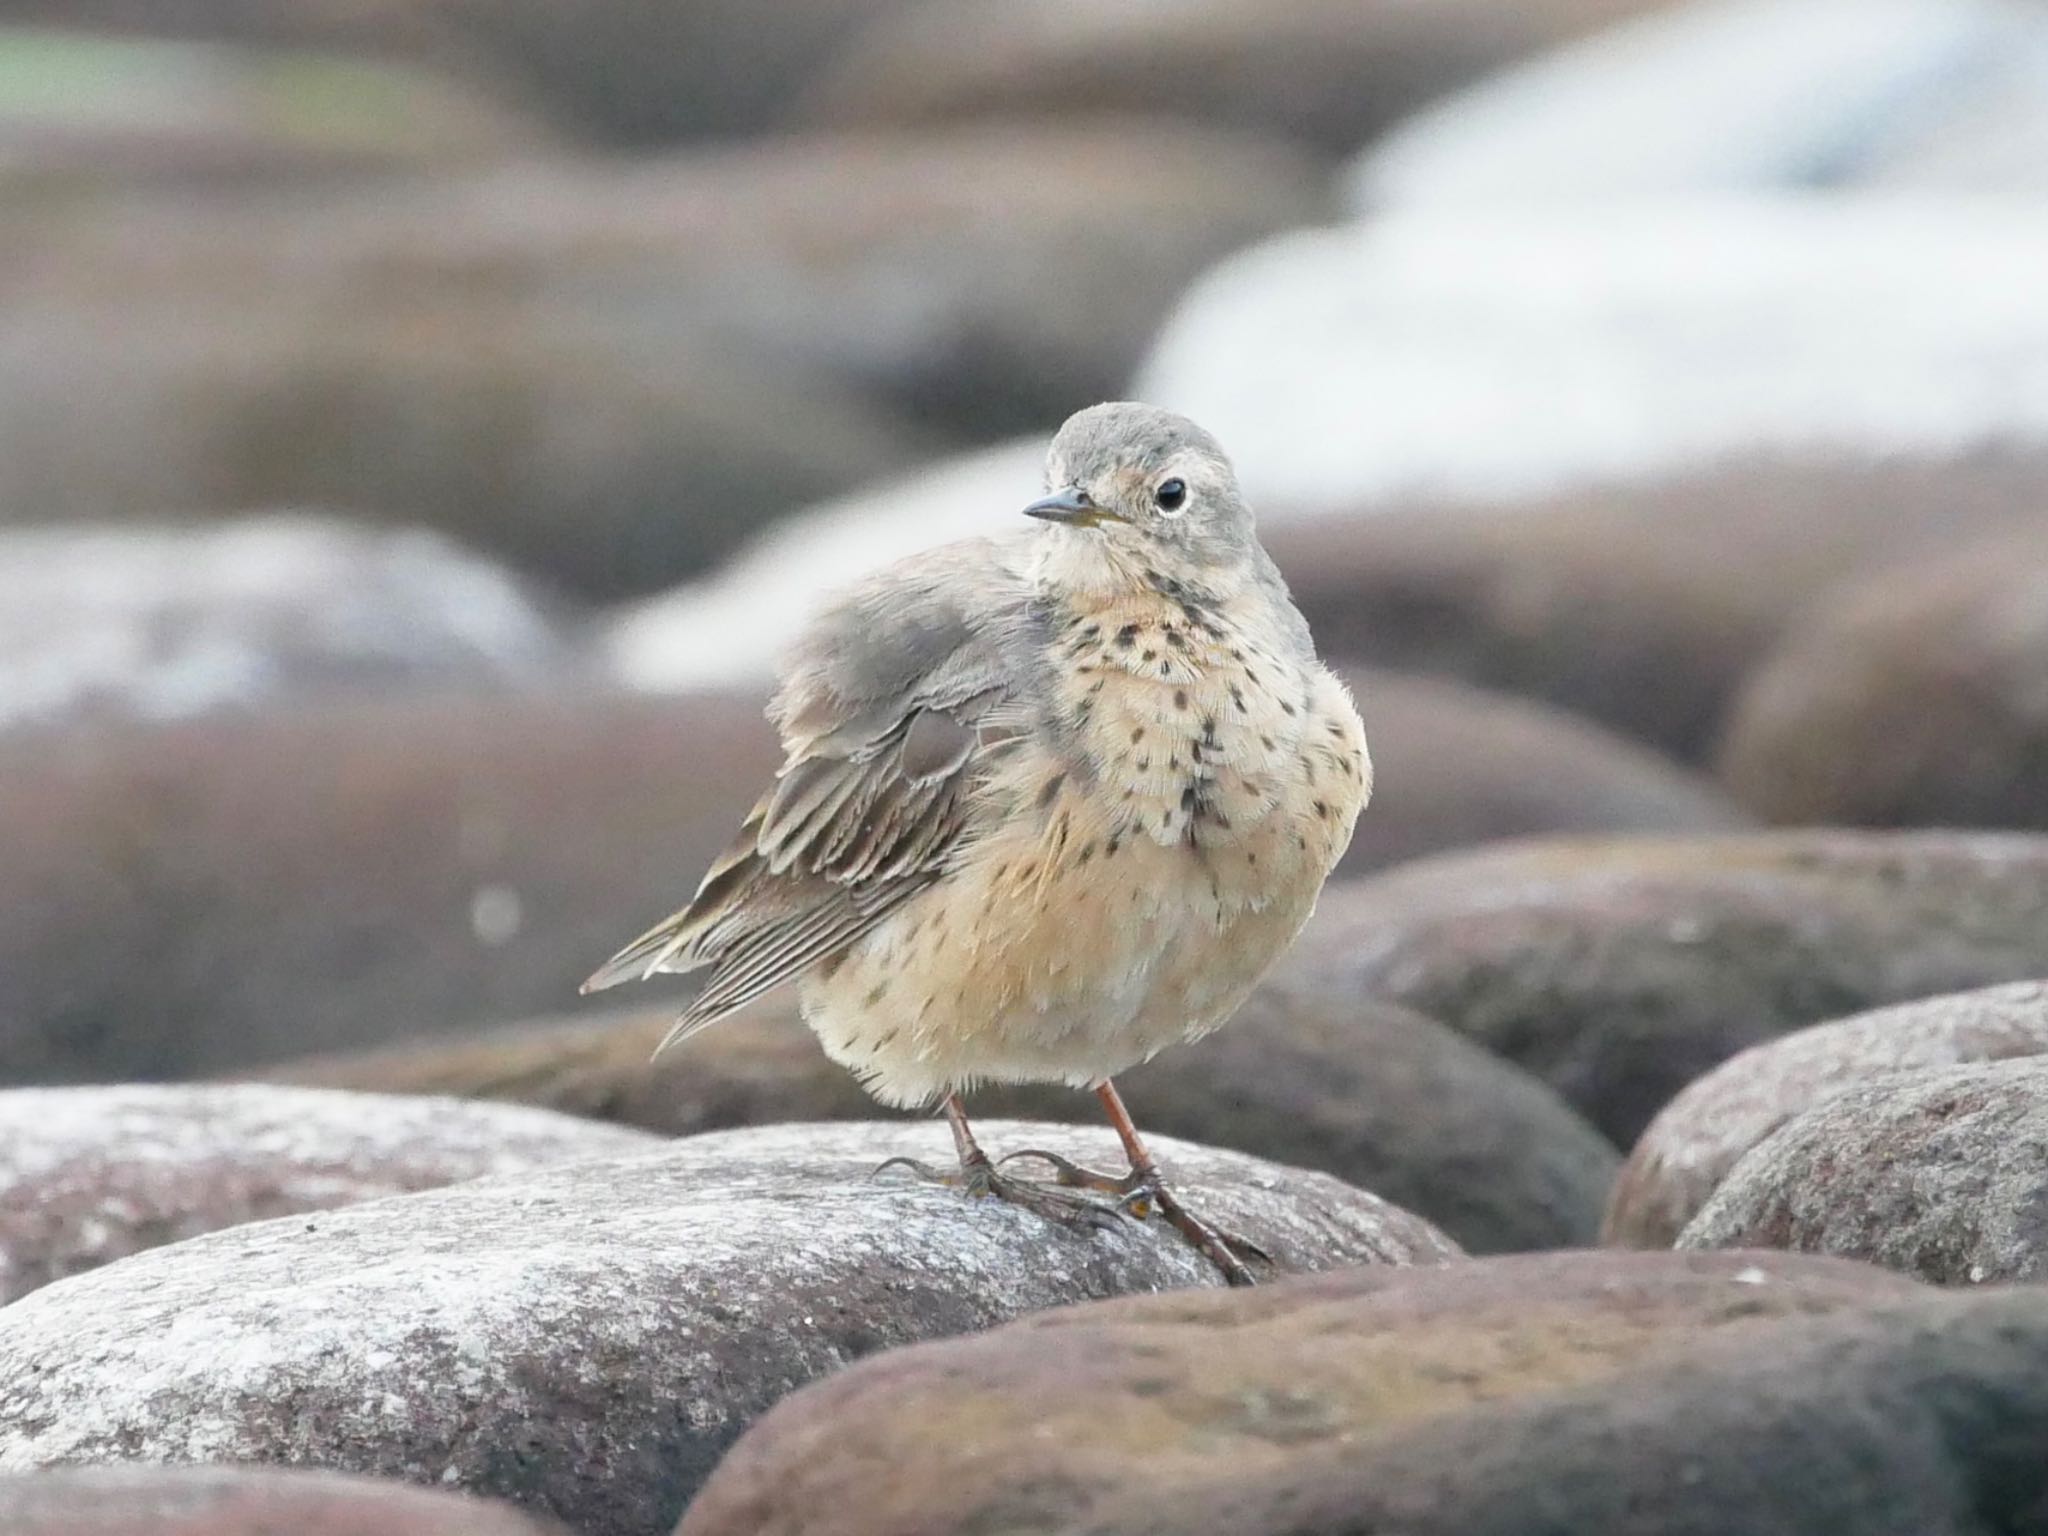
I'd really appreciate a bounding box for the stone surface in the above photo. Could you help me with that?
[0,1122,1456,1536]
[277,988,1618,1256]
[1609,981,2048,1248]
[680,1249,1916,1536]
[1135,202,2048,518]
[0,295,923,600]
[1680,1058,2048,1283]
[0,514,569,732]
[1289,830,2048,1145]
[0,1083,658,1304]
[0,1464,568,1535]
[1260,450,2048,762]
[1720,537,2048,828]
[804,0,1667,157]
[0,687,780,1083]
[1081,1285,2048,1536]
[12,126,1324,464]
[1352,0,2048,206]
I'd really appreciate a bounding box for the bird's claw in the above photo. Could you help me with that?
[873,1152,1131,1232]
[994,1148,1270,1285]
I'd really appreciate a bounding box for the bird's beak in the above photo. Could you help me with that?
[1022,487,1121,528]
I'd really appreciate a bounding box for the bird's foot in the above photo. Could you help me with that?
[872,1153,1130,1232]
[996,1149,1270,1286]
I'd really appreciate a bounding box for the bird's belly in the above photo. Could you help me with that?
[802,778,1342,1108]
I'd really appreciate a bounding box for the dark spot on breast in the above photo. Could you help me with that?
[1081,624,1100,639]
[1174,690,1189,710]
[1105,836,1121,857]
[1314,799,1330,818]
[1280,701,1297,717]
[864,981,889,1006]
[1180,785,1197,810]
[1231,687,1247,712]
[1117,625,1139,648]
[1244,667,1260,685]
[1136,756,1151,771]
[1260,735,1276,751]
[1077,841,1096,865]
[1328,721,1346,738]
[1131,726,1146,743]
[1168,755,1180,771]
[1141,649,1158,663]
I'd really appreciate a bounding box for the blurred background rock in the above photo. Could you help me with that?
[5,0,2048,1133]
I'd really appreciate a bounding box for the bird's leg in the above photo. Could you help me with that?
[1000,1081,1270,1286]
[873,1093,1128,1230]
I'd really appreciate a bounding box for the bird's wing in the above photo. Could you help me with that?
[581,537,1038,1051]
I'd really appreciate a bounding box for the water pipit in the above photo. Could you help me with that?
[585,402,1370,1284]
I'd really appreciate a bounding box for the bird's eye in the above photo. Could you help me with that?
[1154,478,1187,515]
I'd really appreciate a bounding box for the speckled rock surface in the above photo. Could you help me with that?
[0,1464,568,1535]
[1679,1058,2048,1284]
[1719,537,2048,829]
[1290,831,2048,1145]
[279,989,1616,1257]
[0,1083,659,1304]
[680,1249,1916,1536]
[1077,1285,2048,1536]
[1609,982,2048,1247]
[0,1121,1456,1535]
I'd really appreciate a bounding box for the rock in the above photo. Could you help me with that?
[1134,201,2048,518]
[1610,981,2048,1248]
[0,29,545,198]
[0,1122,1457,1535]
[0,1464,568,1536]
[1346,669,1745,869]
[0,687,781,1082]
[1351,0,2048,206]
[1678,1058,2048,1283]
[1288,830,2048,1145]
[1719,537,2048,828]
[1260,450,2048,763]
[678,1248,1916,1536]
[12,127,1325,462]
[276,989,1618,1256]
[0,1083,659,1304]
[0,298,924,600]
[1077,1285,2048,1536]
[0,514,570,732]
[803,0,1670,157]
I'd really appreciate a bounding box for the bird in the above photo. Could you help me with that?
[583,401,1370,1284]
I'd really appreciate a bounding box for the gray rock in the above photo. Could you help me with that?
[277,989,1619,1256]
[1719,536,2048,829]
[1679,1058,2048,1284]
[0,1083,659,1304]
[0,1121,1457,1535]
[0,514,571,732]
[1608,981,2048,1247]
[0,1464,567,1535]
[1289,831,2048,1145]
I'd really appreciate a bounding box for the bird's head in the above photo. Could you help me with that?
[1024,402,1255,590]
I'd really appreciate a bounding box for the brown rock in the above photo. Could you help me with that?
[0,1083,658,1304]
[1343,666,1745,874]
[1085,1285,2048,1536]
[0,687,778,1083]
[1263,450,2048,762]
[806,0,1674,157]
[1680,1058,2048,1284]
[1720,537,2048,828]
[0,1122,1457,1535]
[1609,981,2048,1248]
[11,127,1326,457]
[278,988,1619,1256]
[679,1249,1915,1536]
[1288,830,2048,1145]
[0,1464,567,1536]
[0,299,924,599]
